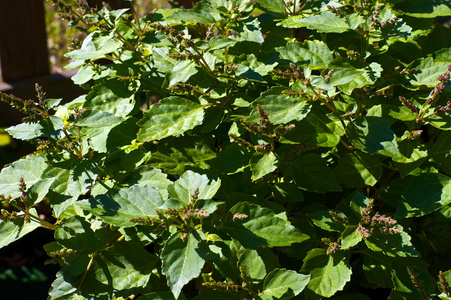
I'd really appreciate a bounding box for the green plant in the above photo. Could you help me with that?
[1,0,451,299]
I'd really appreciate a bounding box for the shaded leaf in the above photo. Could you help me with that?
[396,173,451,218]
[282,154,342,193]
[79,184,166,227]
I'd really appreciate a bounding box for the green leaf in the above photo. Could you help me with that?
[166,60,199,86]
[347,116,400,158]
[410,57,450,87]
[394,0,451,18]
[239,249,268,280]
[254,0,286,13]
[282,154,342,193]
[26,178,55,206]
[246,86,311,124]
[430,131,451,176]
[55,215,118,251]
[65,31,121,61]
[0,155,48,199]
[125,166,172,190]
[85,79,137,117]
[83,241,157,295]
[6,122,44,140]
[42,159,97,217]
[168,9,215,24]
[277,40,333,69]
[231,18,264,43]
[270,182,304,203]
[208,36,235,50]
[0,208,40,249]
[137,97,205,142]
[48,271,79,300]
[280,112,345,147]
[362,251,393,288]
[250,152,278,180]
[79,184,166,227]
[396,173,451,218]
[146,135,216,176]
[208,143,252,174]
[307,210,348,232]
[140,291,187,300]
[365,230,418,257]
[341,225,363,249]
[301,249,352,298]
[221,202,310,249]
[161,231,208,299]
[331,63,382,95]
[259,269,310,300]
[168,170,220,205]
[297,11,350,33]
[334,151,383,188]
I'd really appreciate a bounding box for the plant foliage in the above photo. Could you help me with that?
[1,0,451,299]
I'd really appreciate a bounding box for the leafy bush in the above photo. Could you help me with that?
[1,0,451,299]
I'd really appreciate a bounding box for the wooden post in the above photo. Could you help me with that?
[0,0,50,82]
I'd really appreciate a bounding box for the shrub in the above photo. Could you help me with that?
[1,0,451,299]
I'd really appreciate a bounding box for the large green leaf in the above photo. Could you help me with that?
[0,208,41,249]
[297,11,350,33]
[161,231,208,299]
[282,154,342,193]
[277,40,333,69]
[137,97,205,142]
[410,57,451,87]
[246,86,311,124]
[307,210,348,232]
[259,269,310,300]
[42,159,98,217]
[6,122,45,140]
[167,9,215,24]
[330,63,382,95]
[280,112,345,147]
[394,0,451,18]
[85,79,137,117]
[208,143,252,174]
[65,31,121,61]
[250,152,278,180]
[365,230,418,257]
[0,155,48,199]
[78,184,166,227]
[55,241,158,299]
[231,18,264,43]
[166,60,199,87]
[254,0,286,13]
[221,202,310,249]
[396,173,451,218]
[347,116,400,158]
[301,249,352,298]
[55,215,118,251]
[341,225,363,249]
[168,170,221,205]
[238,249,269,280]
[83,241,157,295]
[334,151,383,188]
[430,131,451,176]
